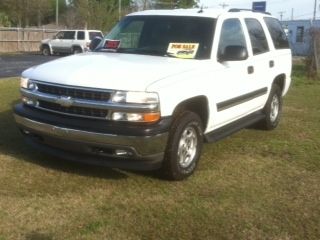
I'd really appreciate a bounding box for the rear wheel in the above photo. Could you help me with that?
[72,47,82,54]
[260,84,282,130]
[162,111,203,180]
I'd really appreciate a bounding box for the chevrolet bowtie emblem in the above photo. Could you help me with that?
[56,96,74,107]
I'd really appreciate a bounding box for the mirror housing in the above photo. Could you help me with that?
[219,45,248,62]
[89,36,103,51]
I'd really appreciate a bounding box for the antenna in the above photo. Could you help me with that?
[198,5,204,13]
[219,2,229,9]
[278,11,285,21]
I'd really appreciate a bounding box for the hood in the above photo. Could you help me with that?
[41,38,51,44]
[23,52,201,91]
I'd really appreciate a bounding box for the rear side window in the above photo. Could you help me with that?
[218,18,247,58]
[245,18,269,55]
[77,31,85,40]
[89,32,103,40]
[264,17,289,49]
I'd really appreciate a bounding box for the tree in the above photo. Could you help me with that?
[0,0,63,27]
[0,12,11,27]
[64,0,133,31]
[152,0,199,9]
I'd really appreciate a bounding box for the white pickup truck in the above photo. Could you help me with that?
[14,8,292,180]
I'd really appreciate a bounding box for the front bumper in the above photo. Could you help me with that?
[14,104,171,170]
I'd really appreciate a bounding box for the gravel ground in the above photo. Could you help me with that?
[0,53,61,78]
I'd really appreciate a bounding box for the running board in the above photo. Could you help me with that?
[204,111,265,143]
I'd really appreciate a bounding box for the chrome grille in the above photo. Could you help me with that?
[37,83,111,101]
[38,100,109,118]
[33,82,112,119]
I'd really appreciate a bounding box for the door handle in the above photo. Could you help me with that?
[248,66,254,74]
[269,60,275,68]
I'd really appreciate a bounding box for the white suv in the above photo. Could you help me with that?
[15,9,291,180]
[40,30,103,55]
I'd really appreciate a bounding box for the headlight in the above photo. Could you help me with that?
[20,77,29,89]
[111,91,159,104]
[20,77,36,90]
[111,91,160,122]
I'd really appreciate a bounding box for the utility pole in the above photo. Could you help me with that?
[119,0,122,21]
[56,0,59,26]
[219,3,229,9]
[313,0,317,20]
[278,11,285,21]
[291,8,294,20]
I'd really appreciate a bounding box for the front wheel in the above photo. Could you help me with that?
[162,111,203,180]
[260,84,283,130]
[41,46,50,56]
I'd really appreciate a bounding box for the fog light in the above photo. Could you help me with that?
[111,112,160,122]
[22,97,36,106]
[22,129,30,135]
[115,149,133,156]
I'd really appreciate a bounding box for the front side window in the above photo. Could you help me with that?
[245,18,269,55]
[101,16,216,59]
[264,17,289,49]
[218,18,247,58]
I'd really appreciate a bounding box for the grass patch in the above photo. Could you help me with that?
[0,74,319,239]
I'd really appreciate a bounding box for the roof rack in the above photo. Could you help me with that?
[228,8,271,15]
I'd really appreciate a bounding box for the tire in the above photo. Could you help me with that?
[260,84,282,130]
[162,111,203,180]
[41,46,50,56]
[72,47,82,54]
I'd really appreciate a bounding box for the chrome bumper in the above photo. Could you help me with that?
[14,114,168,158]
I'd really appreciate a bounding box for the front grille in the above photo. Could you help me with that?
[38,100,109,118]
[32,82,112,119]
[37,83,111,101]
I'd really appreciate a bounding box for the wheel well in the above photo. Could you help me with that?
[41,44,49,50]
[72,45,82,51]
[173,96,209,129]
[273,74,286,94]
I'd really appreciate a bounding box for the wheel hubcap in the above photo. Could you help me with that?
[178,126,198,168]
[270,95,279,122]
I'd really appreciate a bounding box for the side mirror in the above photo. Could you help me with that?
[219,45,248,62]
[89,36,103,51]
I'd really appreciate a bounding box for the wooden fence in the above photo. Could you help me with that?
[0,27,59,53]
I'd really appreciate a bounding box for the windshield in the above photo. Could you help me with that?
[99,15,216,59]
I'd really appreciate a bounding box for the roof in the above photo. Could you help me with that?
[128,8,227,18]
[127,8,273,19]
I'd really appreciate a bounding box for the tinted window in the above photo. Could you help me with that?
[89,31,103,40]
[245,18,269,55]
[105,16,216,59]
[63,31,75,40]
[218,18,247,58]
[264,17,289,49]
[77,31,85,40]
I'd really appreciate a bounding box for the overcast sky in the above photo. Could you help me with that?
[199,0,318,20]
